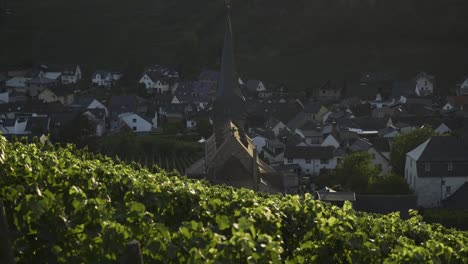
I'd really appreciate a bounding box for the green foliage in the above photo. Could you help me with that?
[423,209,468,231]
[195,118,212,139]
[367,173,412,195]
[0,136,468,263]
[390,127,436,175]
[335,152,380,193]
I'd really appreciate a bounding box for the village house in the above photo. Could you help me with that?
[38,86,75,105]
[405,136,468,208]
[263,138,286,163]
[318,80,344,100]
[118,112,153,133]
[138,65,179,93]
[458,76,468,95]
[72,97,108,117]
[171,81,211,110]
[60,65,82,84]
[302,101,328,123]
[82,108,106,137]
[414,72,435,96]
[245,80,267,97]
[91,71,122,87]
[349,138,391,175]
[284,145,337,176]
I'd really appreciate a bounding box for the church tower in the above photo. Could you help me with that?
[213,5,246,147]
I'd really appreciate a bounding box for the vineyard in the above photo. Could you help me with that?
[119,153,201,173]
[1,136,468,263]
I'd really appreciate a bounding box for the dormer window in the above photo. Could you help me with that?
[425,163,431,172]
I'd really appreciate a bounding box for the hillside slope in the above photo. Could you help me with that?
[2,0,468,89]
[0,136,468,263]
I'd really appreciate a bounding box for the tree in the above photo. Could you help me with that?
[335,152,380,194]
[59,115,96,148]
[195,118,212,138]
[367,173,412,195]
[390,126,436,175]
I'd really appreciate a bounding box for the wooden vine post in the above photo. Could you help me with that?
[0,199,15,264]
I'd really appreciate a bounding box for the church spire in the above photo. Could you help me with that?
[213,3,247,147]
[216,3,243,100]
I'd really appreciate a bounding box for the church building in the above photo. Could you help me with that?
[186,7,295,194]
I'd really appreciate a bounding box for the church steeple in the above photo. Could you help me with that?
[213,3,246,147]
[216,3,243,100]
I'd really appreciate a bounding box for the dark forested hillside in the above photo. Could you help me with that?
[2,0,468,89]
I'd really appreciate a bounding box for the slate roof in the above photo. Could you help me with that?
[26,77,57,85]
[286,112,309,131]
[73,97,96,108]
[25,116,50,132]
[246,80,263,92]
[410,136,468,162]
[174,81,211,103]
[108,95,137,114]
[368,137,391,153]
[303,101,323,114]
[198,70,219,82]
[284,145,335,159]
[349,138,372,152]
[442,183,468,209]
[408,136,468,178]
[47,85,76,97]
[354,195,417,219]
[338,117,389,131]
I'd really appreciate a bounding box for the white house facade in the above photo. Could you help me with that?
[119,113,152,132]
[61,65,82,84]
[284,145,337,176]
[405,136,468,208]
[414,72,435,96]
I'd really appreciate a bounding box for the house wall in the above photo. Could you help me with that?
[405,155,468,207]
[369,147,391,175]
[435,123,451,134]
[284,157,337,176]
[62,66,81,84]
[383,130,400,138]
[38,89,57,103]
[321,135,340,148]
[88,100,108,116]
[120,114,152,132]
[415,76,434,96]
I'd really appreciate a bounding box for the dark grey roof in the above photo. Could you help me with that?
[198,70,219,82]
[442,183,468,209]
[246,80,262,92]
[26,77,57,85]
[303,101,323,114]
[73,97,96,108]
[338,117,389,131]
[368,138,391,153]
[108,95,137,114]
[284,145,335,159]
[174,81,211,103]
[25,116,50,132]
[417,136,468,162]
[47,85,75,97]
[349,138,372,152]
[286,112,309,131]
[354,195,417,219]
